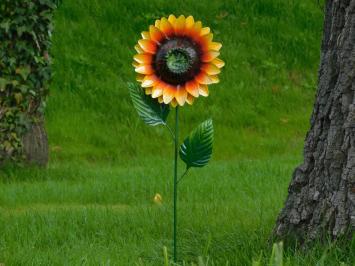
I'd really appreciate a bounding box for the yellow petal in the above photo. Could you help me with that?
[132,61,139,68]
[158,96,164,103]
[155,19,161,28]
[193,21,202,32]
[170,99,178,107]
[201,63,221,75]
[136,74,145,82]
[168,14,177,25]
[209,42,222,51]
[200,27,210,36]
[142,75,158,87]
[133,54,153,64]
[138,39,157,54]
[185,80,199,97]
[134,44,144,54]
[135,64,154,75]
[209,75,220,84]
[149,25,164,43]
[202,51,220,62]
[175,85,187,106]
[199,85,209,97]
[185,16,195,29]
[145,87,152,95]
[186,94,195,105]
[201,33,213,44]
[141,31,150,39]
[152,84,163,98]
[212,58,225,68]
[174,15,185,35]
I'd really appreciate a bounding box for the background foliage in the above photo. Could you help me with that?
[0,0,57,163]
[47,0,322,162]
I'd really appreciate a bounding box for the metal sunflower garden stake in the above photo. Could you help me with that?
[129,15,224,262]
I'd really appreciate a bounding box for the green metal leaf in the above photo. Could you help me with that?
[128,82,169,126]
[179,119,214,169]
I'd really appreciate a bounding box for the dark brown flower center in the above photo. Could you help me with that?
[153,37,201,85]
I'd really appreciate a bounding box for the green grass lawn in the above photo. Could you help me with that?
[1,0,354,265]
[0,158,293,264]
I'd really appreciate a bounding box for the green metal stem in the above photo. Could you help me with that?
[173,106,179,262]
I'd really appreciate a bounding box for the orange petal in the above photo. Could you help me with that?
[174,15,185,35]
[202,51,220,62]
[133,54,153,64]
[142,75,158,87]
[175,85,187,106]
[201,63,221,75]
[209,75,220,84]
[212,58,225,68]
[141,31,150,39]
[163,85,175,104]
[149,25,164,43]
[195,72,213,84]
[170,99,178,107]
[185,80,199,97]
[199,84,209,97]
[186,94,195,105]
[159,81,170,91]
[152,83,164,98]
[185,16,195,29]
[159,17,174,36]
[200,27,210,36]
[134,44,144,54]
[189,21,202,39]
[138,39,157,54]
[199,33,214,51]
[135,64,154,75]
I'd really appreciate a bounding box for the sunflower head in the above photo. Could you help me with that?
[133,15,224,107]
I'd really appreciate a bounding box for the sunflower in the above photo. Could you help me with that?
[133,15,224,107]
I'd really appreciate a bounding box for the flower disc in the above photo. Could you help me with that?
[154,37,201,85]
[133,15,224,107]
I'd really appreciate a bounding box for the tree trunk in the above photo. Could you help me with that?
[274,0,355,241]
[22,119,49,167]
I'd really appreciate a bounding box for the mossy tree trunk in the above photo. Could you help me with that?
[274,0,355,241]
[0,0,55,167]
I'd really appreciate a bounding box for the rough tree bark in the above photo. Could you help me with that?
[21,97,49,166]
[274,0,355,241]
[22,119,49,167]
